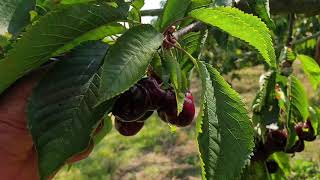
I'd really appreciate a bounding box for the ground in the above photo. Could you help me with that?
[55,63,320,180]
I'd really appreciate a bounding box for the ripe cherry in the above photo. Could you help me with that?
[115,117,144,136]
[295,120,316,142]
[285,139,305,153]
[176,91,196,126]
[138,77,166,110]
[263,129,287,153]
[136,111,153,122]
[112,85,150,122]
[251,141,270,161]
[158,90,195,127]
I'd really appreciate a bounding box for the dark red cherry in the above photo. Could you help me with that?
[295,122,306,139]
[285,139,305,153]
[157,90,195,127]
[138,77,166,110]
[157,110,167,123]
[157,89,177,124]
[266,160,279,174]
[136,111,154,122]
[115,117,144,136]
[295,120,316,141]
[112,85,150,122]
[294,139,305,152]
[251,141,271,161]
[263,129,287,153]
[176,91,195,126]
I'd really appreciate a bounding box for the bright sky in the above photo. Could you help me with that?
[141,0,162,23]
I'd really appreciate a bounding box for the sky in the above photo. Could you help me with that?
[141,0,162,23]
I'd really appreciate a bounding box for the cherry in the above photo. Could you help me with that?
[112,85,150,122]
[176,91,196,126]
[136,111,153,122]
[157,90,195,127]
[157,110,167,123]
[138,77,166,110]
[115,117,144,136]
[295,120,316,142]
[157,89,178,124]
[266,160,279,174]
[263,129,287,153]
[285,139,305,153]
[251,141,271,161]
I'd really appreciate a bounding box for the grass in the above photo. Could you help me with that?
[55,64,320,180]
[55,115,199,180]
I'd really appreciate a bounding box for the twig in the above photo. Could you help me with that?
[286,14,295,47]
[173,22,206,39]
[163,16,193,33]
[292,31,320,45]
[140,9,162,16]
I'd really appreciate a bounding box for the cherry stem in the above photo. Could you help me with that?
[163,16,193,34]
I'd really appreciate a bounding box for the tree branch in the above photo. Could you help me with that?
[141,9,162,16]
[173,22,206,39]
[286,14,295,47]
[269,0,320,15]
[141,0,320,17]
[292,31,320,45]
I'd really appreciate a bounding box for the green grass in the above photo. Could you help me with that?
[55,115,185,180]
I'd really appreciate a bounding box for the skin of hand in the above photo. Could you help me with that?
[0,67,97,180]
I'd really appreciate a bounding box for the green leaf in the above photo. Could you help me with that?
[197,62,254,180]
[158,0,191,31]
[287,75,309,122]
[190,7,276,68]
[128,0,144,25]
[131,0,144,9]
[0,3,128,94]
[298,54,320,90]
[54,23,126,55]
[286,76,309,148]
[8,0,36,37]
[246,0,275,30]
[196,62,219,179]
[188,0,212,10]
[60,0,95,4]
[179,31,203,73]
[0,0,17,35]
[252,71,279,127]
[27,41,111,180]
[162,49,186,113]
[99,24,162,103]
[271,152,291,177]
[255,0,275,30]
[308,107,319,136]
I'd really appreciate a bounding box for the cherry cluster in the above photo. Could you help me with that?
[112,77,195,136]
[252,119,317,173]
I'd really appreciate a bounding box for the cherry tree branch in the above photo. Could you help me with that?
[141,0,320,17]
[292,31,320,45]
[141,9,162,16]
[173,22,206,39]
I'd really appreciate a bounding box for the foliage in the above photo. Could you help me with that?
[28,41,112,179]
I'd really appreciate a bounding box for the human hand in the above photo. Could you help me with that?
[0,68,97,180]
